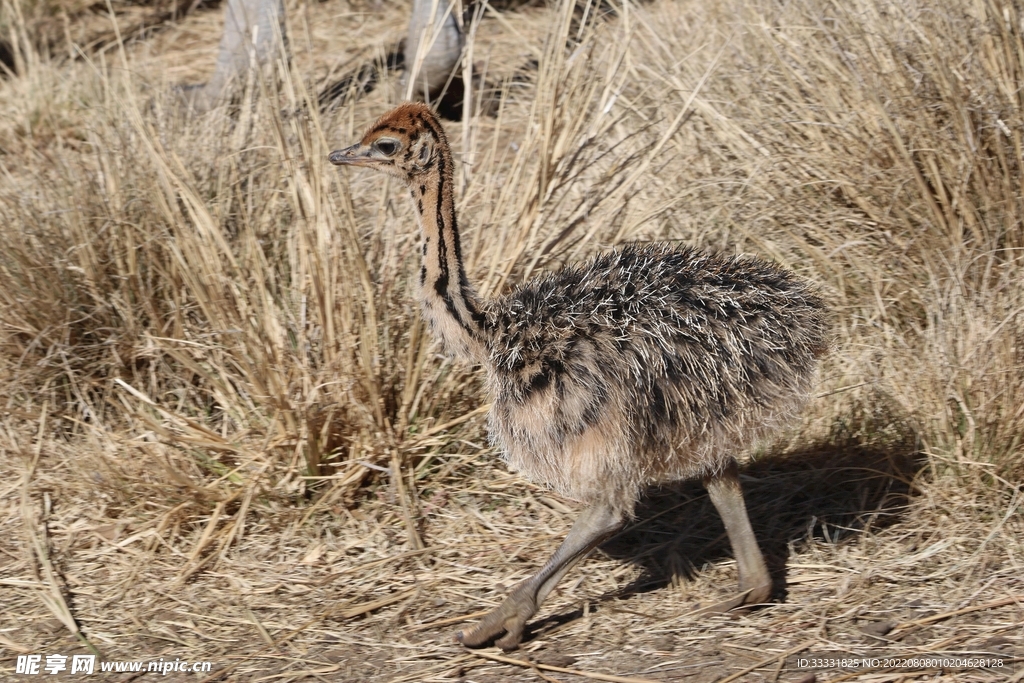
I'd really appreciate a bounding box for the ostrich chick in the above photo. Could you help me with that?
[329,103,828,651]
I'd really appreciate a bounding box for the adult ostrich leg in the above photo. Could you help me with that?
[191,0,287,111]
[403,0,465,102]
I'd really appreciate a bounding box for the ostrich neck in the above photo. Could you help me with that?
[412,152,487,362]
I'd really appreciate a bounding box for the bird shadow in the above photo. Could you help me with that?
[525,422,923,641]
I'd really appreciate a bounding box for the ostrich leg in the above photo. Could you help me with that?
[193,0,288,111]
[703,458,772,611]
[404,0,464,101]
[457,502,625,651]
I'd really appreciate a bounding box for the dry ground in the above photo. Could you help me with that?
[1,0,1023,681]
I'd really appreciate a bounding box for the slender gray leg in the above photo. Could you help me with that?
[704,458,772,610]
[457,502,624,651]
[186,0,287,112]
[404,0,464,101]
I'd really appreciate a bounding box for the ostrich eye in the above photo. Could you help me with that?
[375,139,399,156]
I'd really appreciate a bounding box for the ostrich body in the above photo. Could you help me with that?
[329,103,829,650]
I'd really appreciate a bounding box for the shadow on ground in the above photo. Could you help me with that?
[526,423,924,640]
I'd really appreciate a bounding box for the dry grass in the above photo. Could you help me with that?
[1,0,1022,680]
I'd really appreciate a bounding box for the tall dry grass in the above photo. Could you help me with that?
[1,0,1022,537]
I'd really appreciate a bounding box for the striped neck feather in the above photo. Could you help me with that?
[411,145,487,362]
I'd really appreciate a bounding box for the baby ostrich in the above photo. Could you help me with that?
[329,103,828,650]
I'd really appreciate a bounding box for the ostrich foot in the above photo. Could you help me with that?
[456,591,537,651]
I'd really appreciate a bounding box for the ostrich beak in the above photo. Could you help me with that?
[328,145,375,167]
